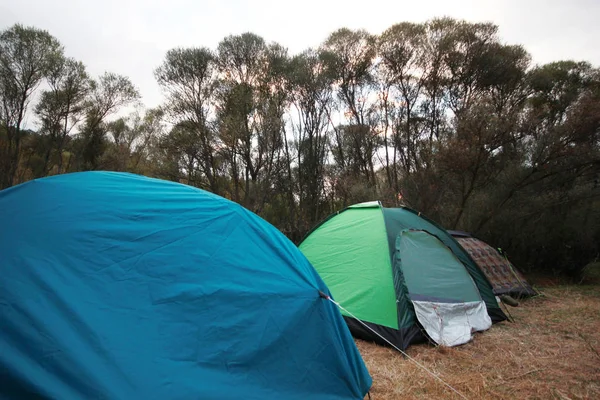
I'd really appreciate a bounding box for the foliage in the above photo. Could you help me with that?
[1,20,598,279]
[0,24,63,187]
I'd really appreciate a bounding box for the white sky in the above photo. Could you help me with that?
[1,0,599,110]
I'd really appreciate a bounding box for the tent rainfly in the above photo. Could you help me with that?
[299,201,507,350]
[0,172,372,400]
[448,231,537,299]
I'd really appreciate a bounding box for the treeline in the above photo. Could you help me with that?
[1,20,599,278]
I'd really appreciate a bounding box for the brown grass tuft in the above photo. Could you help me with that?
[359,285,600,399]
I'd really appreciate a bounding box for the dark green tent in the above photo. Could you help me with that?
[299,201,507,350]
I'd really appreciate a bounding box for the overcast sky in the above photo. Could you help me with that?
[1,0,599,110]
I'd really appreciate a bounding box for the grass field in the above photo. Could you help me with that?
[358,284,600,399]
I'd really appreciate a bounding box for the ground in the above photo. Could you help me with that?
[358,284,600,399]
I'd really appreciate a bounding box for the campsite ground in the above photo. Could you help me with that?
[358,283,600,399]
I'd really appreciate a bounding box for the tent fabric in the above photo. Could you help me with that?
[299,201,506,350]
[0,171,372,400]
[394,230,491,347]
[299,205,397,329]
[381,208,504,322]
[412,301,491,347]
[397,230,484,304]
[448,231,537,298]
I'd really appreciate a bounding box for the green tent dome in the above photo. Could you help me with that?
[299,201,506,350]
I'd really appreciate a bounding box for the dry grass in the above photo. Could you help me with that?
[359,284,600,399]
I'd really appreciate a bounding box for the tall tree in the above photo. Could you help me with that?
[377,22,428,199]
[288,49,335,231]
[436,43,532,228]
[35,56,91,174]
[155,47,220,192]
[321,28,379,201]
[78,72,140,170]
[216,33,290,211]
[0,24,62,187]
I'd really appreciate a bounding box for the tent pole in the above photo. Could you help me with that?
[499,299,515,323]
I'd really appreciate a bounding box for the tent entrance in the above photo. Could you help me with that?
[394,230,492,346]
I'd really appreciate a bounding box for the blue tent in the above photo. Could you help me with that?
[0,172,372,399]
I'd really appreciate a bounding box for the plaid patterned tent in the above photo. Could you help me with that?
[449,232,537,298]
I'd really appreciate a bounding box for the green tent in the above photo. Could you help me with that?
[299,201,507,350]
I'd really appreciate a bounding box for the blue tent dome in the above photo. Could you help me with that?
[0,172,371,399]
